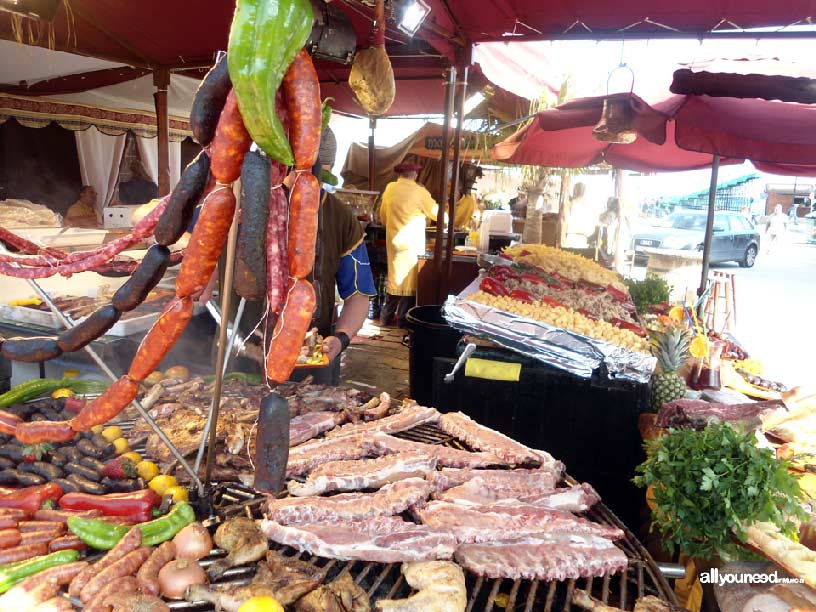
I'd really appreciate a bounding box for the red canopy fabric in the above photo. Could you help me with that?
[492,91,816,175]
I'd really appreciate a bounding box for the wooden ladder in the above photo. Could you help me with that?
[704,271,737,333]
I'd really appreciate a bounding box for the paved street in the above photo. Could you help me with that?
[723,228,815,386]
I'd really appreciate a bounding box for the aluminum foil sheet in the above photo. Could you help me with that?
[443,283,656,383]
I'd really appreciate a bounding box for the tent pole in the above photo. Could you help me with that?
[445,65,469,290]
[153,67,171,196]
[433,66,456,278]
[368,117,376,192]
[698,154,721,299]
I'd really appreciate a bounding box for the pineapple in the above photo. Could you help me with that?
[649,325,691,411]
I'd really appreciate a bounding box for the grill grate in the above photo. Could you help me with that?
[130,420,677,611]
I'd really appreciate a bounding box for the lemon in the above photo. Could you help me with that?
[668,305,686,322]
[689,335,708,359]
[121,451,142,464]
[51,388,74,399]
[137,460,160,482]
[90,425,104,435]
[237,596,284,612]
[149,474,178,496]
[164,485,189,502]
[111,437,130,454]
[101,426,123,442]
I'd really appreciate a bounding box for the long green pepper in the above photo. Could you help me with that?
[67,502,196,550]
[228,0,314,165]
[0,550,80,593]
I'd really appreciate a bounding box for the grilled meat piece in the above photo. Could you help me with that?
[296,573,370,612]
[374,561,465,612]
[186,583,280,612]
[255,550,326,605]
[208,517,267,580]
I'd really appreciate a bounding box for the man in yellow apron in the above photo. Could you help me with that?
[379,162,439,327]
[454,179,477,230]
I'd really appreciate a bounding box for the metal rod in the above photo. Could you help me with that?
[194,296,246,475]
[23,277,206,495]
[698,154,721,298]
[432,66,457,291]
[444,66,469,291]
[368,117,377,192]
[204,203,242,487]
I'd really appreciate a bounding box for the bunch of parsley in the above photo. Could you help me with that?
[634,422,805,560]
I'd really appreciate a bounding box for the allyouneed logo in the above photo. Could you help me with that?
[699,567,804,587]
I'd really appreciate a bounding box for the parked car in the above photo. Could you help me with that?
[633,210,760,268]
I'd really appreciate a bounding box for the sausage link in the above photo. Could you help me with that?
[265,279,316,383]
[174,186,237,298]
[0,410,20,435]
[0,516,19,530]
[154,152,212,246]
[111,244,172,311]
[210,89,252,184]
[18,520,65,534]
[287,173,320,279]
[136,540,175,595]
[0,528,20,549]
[0,508,28,520]
[190,54,232,147]
[282,50,322,170]
[83,576,140,612]
[69,526,142,597]
[20,560,87,587]
[69,376,139,432]
[266,184,288,315]
[1,337,62,363]
[16,420,75,444]
[0,542,47,564]
[48,535,88,552]
[127,298,193,381]
[34,509,102,523]
[56,304,121,353]
[235,151,270,301]
[79,546,152,603]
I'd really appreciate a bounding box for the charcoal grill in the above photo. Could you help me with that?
[169,423,680,611]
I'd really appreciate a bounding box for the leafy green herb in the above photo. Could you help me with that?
[633,422,805,560]
[625,275,671,315]
[321,97,335,131]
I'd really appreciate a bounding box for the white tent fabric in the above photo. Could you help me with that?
[74,128,127,212]
[136,136,182,189]
[0,40,120,84]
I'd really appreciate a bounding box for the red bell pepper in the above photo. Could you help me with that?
[578,279,605,294]
[547,283,564,291]
[606,284,629,303]
[480,277,510,297]
[550,272,575,287]
[576,308,598,321]
[518,249,532,257]
[519,272,544,285]
[59,490,160,522]
[490,265,517,281]
[0,483,63,515]
[509,289,536,304]
[621,301,637,314]
[610,318,648,338]
[541,297,567,309]
[497,252,514,261]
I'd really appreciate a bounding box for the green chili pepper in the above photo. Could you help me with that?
[68,502,196,550]
[227,0,314,165]
[0,550,80,593]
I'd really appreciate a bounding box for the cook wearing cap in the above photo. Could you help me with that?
[378,159,440,328]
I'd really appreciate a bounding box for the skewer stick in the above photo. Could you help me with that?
[194,296,246,474]
[203,203,242,487]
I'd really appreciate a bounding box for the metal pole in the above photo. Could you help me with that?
[698,154,721,298]
[444,65,468,291]
[153,68,171,196]
[433,66,456,276]
[204,201,241,486]
[368,117,376,192]
[23,277,206,495]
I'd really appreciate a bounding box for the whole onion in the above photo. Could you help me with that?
[172,522,213,561]
[158,559,207,599]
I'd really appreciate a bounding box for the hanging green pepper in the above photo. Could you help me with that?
[67,502,196,550]
[0,550,80,593]
[228,0,314,165]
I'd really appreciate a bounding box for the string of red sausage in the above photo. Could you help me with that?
[1,49,324,442]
